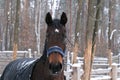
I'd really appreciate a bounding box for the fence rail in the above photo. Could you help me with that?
[64,52,120,80]
[0,51,28,54]
[65,62,120,80]
[92,68,111,75]
[0,50,120,80]
[0,49,37,74]
[0,49,37,58]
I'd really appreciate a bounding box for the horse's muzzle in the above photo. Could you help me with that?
[49,62,63,75]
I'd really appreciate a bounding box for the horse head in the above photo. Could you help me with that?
[45,12,67,75]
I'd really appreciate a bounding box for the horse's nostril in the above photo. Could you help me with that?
[49,63,62,74]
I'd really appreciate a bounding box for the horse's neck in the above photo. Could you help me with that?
[39,41,47,61]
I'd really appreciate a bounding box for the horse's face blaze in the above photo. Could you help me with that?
[45,12,67,74]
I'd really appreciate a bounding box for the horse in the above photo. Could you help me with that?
[0,12,67,80]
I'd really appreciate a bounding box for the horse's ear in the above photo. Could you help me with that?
[60,12,67,25]
[45,12,52,25]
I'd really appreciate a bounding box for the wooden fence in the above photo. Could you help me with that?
[112,53,120,64]
[64,52,120,80]
[0,49,37,74]
[0,50,120,80]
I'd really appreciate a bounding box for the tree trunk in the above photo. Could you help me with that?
[72,0,82,80]
[72,0,82,64]
[108,0,112,66]
[13,0,20,60]
[81,0,94,79]
[82,40,92,80]
[35,0,41,55]
[91,0,101,58]
[23,0,29,49]
[5,0,9,50]
[108,0,112,78]
[81,0,100,80]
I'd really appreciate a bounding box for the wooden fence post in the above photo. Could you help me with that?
[28,49,32,58]
[34,51,37,58]
[77,61,81,80]
[118,53,120,64]
[111,63,117,80]
[71,52,74,64]
[72,63,81,80]
[66,51,71,80]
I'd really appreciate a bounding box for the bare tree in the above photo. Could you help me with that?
[13,0,20,60]
[82,0,100,80]
[35,0,41,55]
[72,0,82,80]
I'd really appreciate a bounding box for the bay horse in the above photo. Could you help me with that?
[0,12,67,80]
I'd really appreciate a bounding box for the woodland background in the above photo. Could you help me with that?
[0,0,120,57]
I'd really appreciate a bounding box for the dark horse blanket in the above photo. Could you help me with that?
[0,58,38,80]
